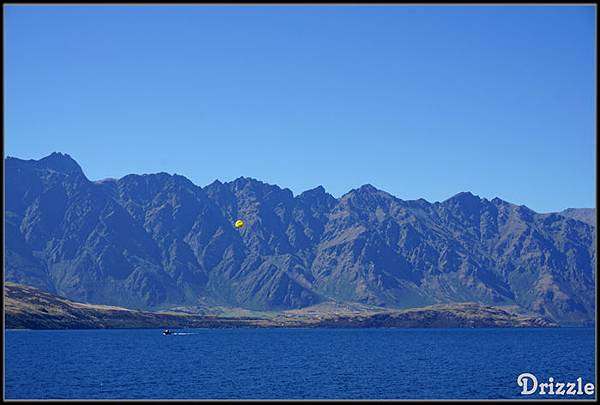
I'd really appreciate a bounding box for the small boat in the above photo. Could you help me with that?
[162,329,174,335]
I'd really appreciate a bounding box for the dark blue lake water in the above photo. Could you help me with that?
[4,328,596,400]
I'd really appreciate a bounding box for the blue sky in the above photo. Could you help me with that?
[4,5,596,212]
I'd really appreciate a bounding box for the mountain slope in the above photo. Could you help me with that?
[559,208,596,227]
[4,153,596,325]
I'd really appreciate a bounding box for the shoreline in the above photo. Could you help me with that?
[7,324,576,331]
[6,283,570,329]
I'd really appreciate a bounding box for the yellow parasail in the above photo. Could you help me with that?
[234,219,245,229]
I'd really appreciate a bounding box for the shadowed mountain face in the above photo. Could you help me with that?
[5,153,596,325]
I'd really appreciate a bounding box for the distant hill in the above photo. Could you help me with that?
[5,153,596,325]
[4,282,269,329]
[5,282,556,329]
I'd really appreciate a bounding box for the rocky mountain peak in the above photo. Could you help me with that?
[37,152,85,177]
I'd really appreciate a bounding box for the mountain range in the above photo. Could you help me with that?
[5,152,596,325]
